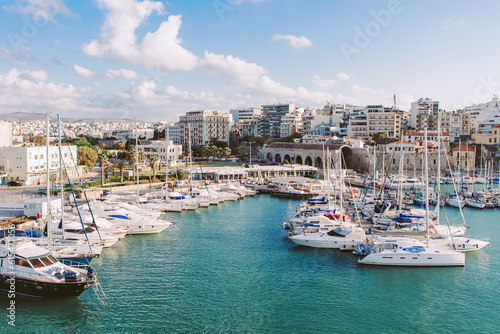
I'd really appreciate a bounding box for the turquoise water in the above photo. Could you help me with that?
[1,195,499,333]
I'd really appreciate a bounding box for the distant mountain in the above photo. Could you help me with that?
[0,112,139,123]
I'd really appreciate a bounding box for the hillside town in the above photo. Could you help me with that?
[1,96,499,186]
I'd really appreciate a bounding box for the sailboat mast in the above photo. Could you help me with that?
[166,126,169,183]
[397,128,404,213]
[58,114,64,240]
[436,123,441,224]
[135,117,139,197]
[46,113,51,245]
[338,148,344,225]
[424,127,429,245]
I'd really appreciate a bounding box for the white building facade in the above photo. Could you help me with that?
[137,140,183,167]
[179,110,231,146]
[0,145,78,185]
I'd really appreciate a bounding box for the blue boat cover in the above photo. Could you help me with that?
[108,214,131,220]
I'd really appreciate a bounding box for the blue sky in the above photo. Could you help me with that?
[0,0,499,121]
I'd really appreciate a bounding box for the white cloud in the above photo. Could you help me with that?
[350,84,387,97]
[337,72,353,81]
[442,17,465,29]
[73,65,97,78]
[27,70,48,81]
[202,51,295,96]
[0,44,34,65]
[272,34,312,49]
[312,75,338,88]
[82,0,198,71]
[0,68,89,114]
[234,0,267,4]
[106,68,137,79]
[3,0,74,23]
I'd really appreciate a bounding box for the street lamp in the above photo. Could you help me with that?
[247,141,254,164]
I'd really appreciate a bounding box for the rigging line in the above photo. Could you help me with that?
[62,135,104,241]
[442,139,468,227]
[361,148,384,205]
[49,120,104,243]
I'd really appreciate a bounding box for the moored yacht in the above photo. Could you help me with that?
[0,239,95,298]
[355,236,465,267]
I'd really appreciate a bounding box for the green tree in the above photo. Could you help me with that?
[77,146,98,169]
[149,156,160,178]
[112,141,126,150]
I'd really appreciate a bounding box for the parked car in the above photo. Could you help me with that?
[7,181,21,187]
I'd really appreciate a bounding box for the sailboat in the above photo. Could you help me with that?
[290,150,365,249]
[356,128,466,266]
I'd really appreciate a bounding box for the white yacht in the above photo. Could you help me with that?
[0,239,95,298]
[355,236,465,267]
[290,226,366,250]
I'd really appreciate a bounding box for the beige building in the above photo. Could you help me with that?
[473,124,500,145]
[366,105,403,138]
[439,110,461,139]
[179,110,230,146]
[451,144,475,172]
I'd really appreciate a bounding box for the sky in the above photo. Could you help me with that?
[0,0,499,121]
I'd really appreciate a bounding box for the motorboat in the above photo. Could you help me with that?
[290,226,366,250]
[0,239,95,298]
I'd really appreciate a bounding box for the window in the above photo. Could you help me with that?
[40,256,54,266]
[29,258,45,268]
[14,257,32,268]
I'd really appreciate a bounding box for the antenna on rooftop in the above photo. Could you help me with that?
[393,94,397,109]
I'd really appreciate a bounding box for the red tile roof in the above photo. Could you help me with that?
[389,140,414,145]
[451,144,474,151]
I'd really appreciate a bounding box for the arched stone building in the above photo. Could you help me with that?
[261,142,354,170]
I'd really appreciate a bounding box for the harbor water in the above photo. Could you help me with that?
[1,194,499,333]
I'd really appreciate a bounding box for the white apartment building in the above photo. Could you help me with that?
[0,144,78,185]
[461,96,500,138]
[115,129,155,141]
[165,123,180,144]
[280,115,302,138]
[137,140,182,167]
[230,108,262,123]
[179,110,230,146]
[0,121,12,148]
[410,98,439,129]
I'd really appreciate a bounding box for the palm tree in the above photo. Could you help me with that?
[111,164,117,177]
[149,155,160,179]
[104,166,111,181]
[98,152,108,185]
[128,149,137,178]
[138,151,147,164]
[115,161,127,183]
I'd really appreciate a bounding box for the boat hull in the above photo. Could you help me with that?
[358,252,465,266]
[0,274,94,298]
